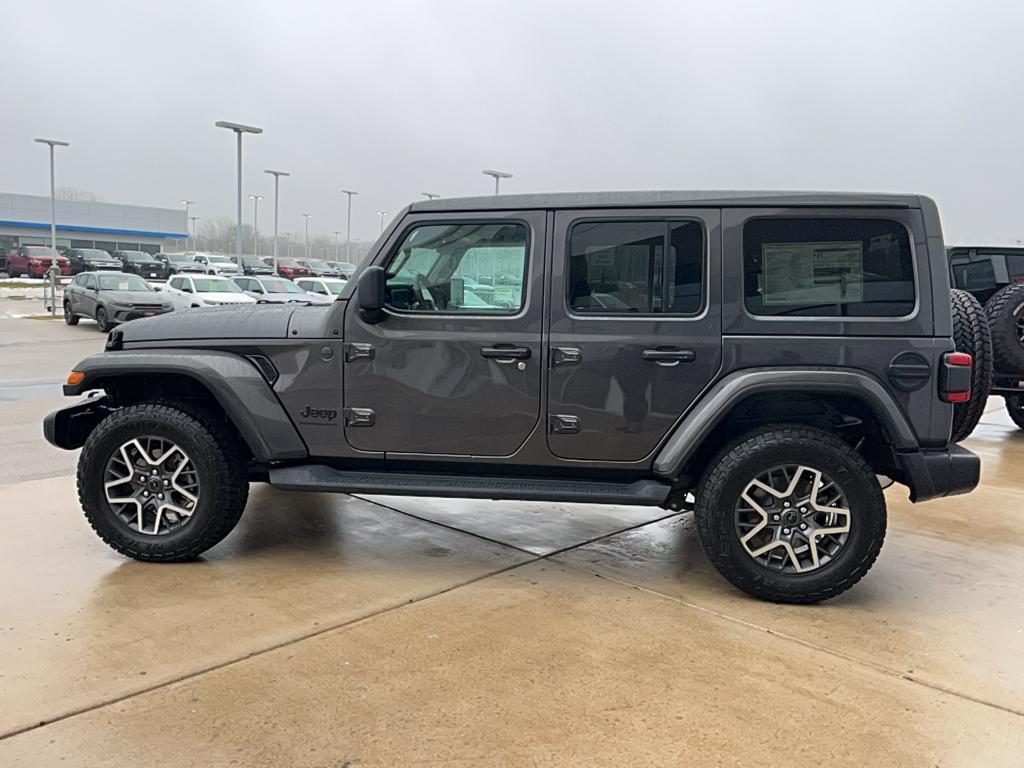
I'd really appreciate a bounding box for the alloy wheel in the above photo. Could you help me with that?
[734,464,850,573]
[103,436,201,535]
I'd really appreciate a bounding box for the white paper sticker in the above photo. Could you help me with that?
[762,241,864,305]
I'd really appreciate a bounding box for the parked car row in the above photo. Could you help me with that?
[61,271,348,331]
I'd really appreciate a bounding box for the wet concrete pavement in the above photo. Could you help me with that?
[1,303,1022,766]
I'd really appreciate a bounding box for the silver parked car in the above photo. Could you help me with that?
[63,272,173,332]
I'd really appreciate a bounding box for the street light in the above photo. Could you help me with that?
[264,170,289,275]
[215,120,263,274]
[482,169,512,195]
[333,231,343,261]
[342,190,358,263]
[34,138,69,317]
[282,232,293,261]
[248,194,263,256]
[190,217,200,252]
[301,213,312,261]
[179,200,195,252]
[376,210,388,234]
[421,192,440,199]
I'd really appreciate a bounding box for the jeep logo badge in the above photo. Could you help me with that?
[299,405,338,422]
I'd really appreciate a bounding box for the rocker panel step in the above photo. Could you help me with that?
[268,464,671,506]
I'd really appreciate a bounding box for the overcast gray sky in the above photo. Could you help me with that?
[4,0,1022,243]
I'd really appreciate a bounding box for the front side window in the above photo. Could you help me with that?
[744,218,915,318]
[568,220,704,315]
[83,274,96,290]
[385,222,528,313]
[168,277,185,290]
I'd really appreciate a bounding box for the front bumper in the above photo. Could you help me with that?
[109,306,173,323]
[896,445,980,502]
[44,395,113,449]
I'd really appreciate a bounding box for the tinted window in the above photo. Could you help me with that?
[568,220,704,315]
[385,223,528,313]
[168,277,185,290]
[744,218,915,318]
[194,278,241,293]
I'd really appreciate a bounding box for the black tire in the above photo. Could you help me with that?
[95,306,109,333]
[1005,393,1024,431]
[985,283,1024,373]
[695,426,886,604]
[950,289,992,442]
[63,301,80,326]
[77,402,248,562]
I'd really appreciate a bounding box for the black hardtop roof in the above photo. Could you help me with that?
[410,190,927,212]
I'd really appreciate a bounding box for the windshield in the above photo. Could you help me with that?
[207,255,235,264]
[79,249,114,259]
[259,278,304,294]
[307,260,331,270]
[241,257,268,266]
[165,254,194,263]
[193,277,242,293]
[123,251,155,263]
[26,247,59,256]
[98,274,152,291]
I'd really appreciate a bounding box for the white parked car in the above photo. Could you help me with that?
[232,275,334,305]
[161,274,257,309]
[192,252,238,276]
[294,276,347,300]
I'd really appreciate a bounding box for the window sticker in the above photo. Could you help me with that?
[762,241,864,305]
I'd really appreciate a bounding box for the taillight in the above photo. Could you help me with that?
[940,352,973,403]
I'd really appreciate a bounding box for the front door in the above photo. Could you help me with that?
[343,211,546,456]
[547,209,722,462]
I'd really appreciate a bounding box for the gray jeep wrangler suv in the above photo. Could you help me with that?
[44,191,980,604]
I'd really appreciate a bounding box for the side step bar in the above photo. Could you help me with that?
[268,465,672,506]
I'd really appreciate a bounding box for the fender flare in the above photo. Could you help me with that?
[63,350,308,462]
[652,368,919,479]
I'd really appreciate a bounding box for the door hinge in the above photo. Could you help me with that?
[343,407,376,427]
[344,343,375,362]
[549,414,581,434]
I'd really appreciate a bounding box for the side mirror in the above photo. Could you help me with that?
[358,266,386,323]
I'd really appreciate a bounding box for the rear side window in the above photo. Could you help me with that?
[568,220,704,315]
[744,218,915,318]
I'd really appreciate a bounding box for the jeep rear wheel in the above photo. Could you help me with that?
[77,402,248,561]
[950,289,992,442]
[1005,393,1024,430]
[985,283,1024,373]
[695,426,886,604]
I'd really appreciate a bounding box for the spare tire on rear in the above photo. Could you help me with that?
[950,289,992,442]
[985,283,1024,373]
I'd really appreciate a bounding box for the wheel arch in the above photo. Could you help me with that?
[62,351,308,462]
[654,368,919,485]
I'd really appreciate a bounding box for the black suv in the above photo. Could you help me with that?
[111,250,172,281]
[237,256,275,276]
[154,252,206,275]
[44,191,980,604]
[66,248,122,275]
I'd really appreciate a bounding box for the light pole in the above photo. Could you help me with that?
[190,217,200,252]
[265,170,289,275]
[482,169,513,195]
[215,121,263,275]
[282,233,293,261]
[179,200,194,252]
[248,194,263,256]
[333,231,342,261]
[342,189,357,263]
[421,192,440,199]
[376,210,388,234]
[301,213,312,261]
[34,138,69,317]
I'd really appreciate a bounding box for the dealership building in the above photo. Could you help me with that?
[0,192,187,255]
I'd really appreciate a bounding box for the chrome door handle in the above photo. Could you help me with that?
[642,349,696,367]
[481,346,531,364]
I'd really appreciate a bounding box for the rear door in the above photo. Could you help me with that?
[547,208,722,461]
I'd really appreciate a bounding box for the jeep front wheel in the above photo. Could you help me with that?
[695,426,886,604]
[77,402,248,561]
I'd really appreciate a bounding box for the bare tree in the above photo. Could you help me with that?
[55,186,104,202]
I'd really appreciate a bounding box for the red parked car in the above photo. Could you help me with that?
[6,246,71,277]
[273,258,311,280]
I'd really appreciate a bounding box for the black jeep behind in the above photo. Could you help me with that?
[44,191,980,604]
